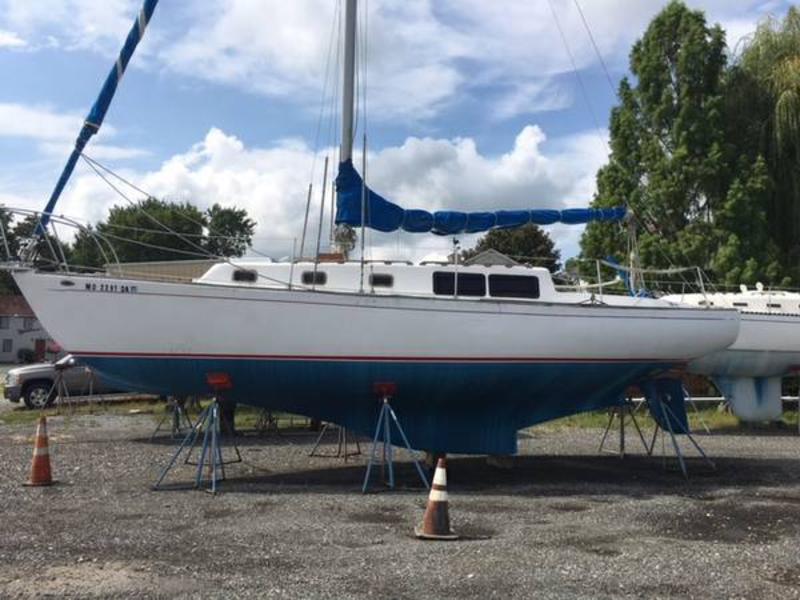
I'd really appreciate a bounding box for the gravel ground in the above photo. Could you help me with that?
[1,408,800,599]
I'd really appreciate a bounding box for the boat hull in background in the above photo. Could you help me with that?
[14,270,740,453]
[685,313,800,421]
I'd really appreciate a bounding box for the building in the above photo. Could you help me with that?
[0,296,55,363]
[462,249,520,267]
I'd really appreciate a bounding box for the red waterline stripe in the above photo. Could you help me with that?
[71,350,686,365]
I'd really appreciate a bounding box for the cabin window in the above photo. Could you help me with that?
[768,303,782,308]
[432,272,486,297]
[489,274,540,299]
[369,273,393,288]
[232,269,257,283]
[301,271,327,285]
[732,302,748,307]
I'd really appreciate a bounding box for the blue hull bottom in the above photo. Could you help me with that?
[82,356,668,454]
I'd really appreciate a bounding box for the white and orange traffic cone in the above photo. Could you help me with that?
[24,416,54,487]
[415,457,458,540]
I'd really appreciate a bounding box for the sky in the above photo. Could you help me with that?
[0,0,792,263]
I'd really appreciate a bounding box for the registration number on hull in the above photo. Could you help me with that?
[84,282,138,294]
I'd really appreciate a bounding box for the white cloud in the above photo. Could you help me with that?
[0,103,83,141]
[720,17,758,54]
[0,29,25,48]
[0,0,780,121]
[22,124,605,260]
[492,81,573,121]
[0,102,147,161]
[0,0,136,53]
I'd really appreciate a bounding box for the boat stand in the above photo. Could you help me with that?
[646,395,715,479]
[152,400,242,494]
[683,386,711,435]
[598,398,649,457]
[51,368,74,413]
[309,422,361,460]
[362,393,429,493]
[150,397,194,441]
[255,409,280,435]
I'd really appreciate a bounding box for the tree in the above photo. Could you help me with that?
[580,1,787,286]
[71,197,257,267]
[0,208,19,294]
[203,203,255,257]
[726,7,800,281]
[461,224,561,272]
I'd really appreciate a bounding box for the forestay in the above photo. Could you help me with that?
[35,0,159,235]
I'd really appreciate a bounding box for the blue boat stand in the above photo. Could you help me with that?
[150,396,194,441]
[361,396,430,493]
[647,394,715,479]
[152,399,242,494]
[599,392,714,479]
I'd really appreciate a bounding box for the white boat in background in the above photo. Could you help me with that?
[664,284,800,421]
[5,0,742,454]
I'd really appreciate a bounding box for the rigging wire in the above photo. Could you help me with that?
[80,153,274,259]
[565,0,706,292]
[546,0,608,155]
[572,0,617,94]
[79,154,303,289]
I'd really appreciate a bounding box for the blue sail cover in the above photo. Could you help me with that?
[36,0,159,235]
[335,159,626,234]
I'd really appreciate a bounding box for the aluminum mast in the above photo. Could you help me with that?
[341,0,357,163]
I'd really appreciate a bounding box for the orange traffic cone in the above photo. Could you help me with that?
[24,416,54,487]
[415,458,458,540]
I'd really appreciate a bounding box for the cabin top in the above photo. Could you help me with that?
[195,260,690,309]
[666,288,800,315]
[197,260,556,300]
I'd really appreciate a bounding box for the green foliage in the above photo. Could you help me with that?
[727,7,800,279]
[98,197,206,264]
[203,203,256,258]
[71,197,256,267]
[461,224,561,271]
[580,2,800,287]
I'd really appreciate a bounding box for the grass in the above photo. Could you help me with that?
[539,406,799,434]
[0,398,312,430]
[3,396,798,435]
[0,399,163,427]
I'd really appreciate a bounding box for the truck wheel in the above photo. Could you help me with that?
[23,382,55,410]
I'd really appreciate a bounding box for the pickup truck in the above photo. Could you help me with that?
[4,356,122,409]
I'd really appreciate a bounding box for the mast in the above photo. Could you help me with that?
[341,0,357,163]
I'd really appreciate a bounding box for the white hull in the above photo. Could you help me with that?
[14,270,739,362]
[11,268,740,453]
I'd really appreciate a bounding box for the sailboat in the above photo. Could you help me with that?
[5,0,740,455]
[664,284,800,421]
